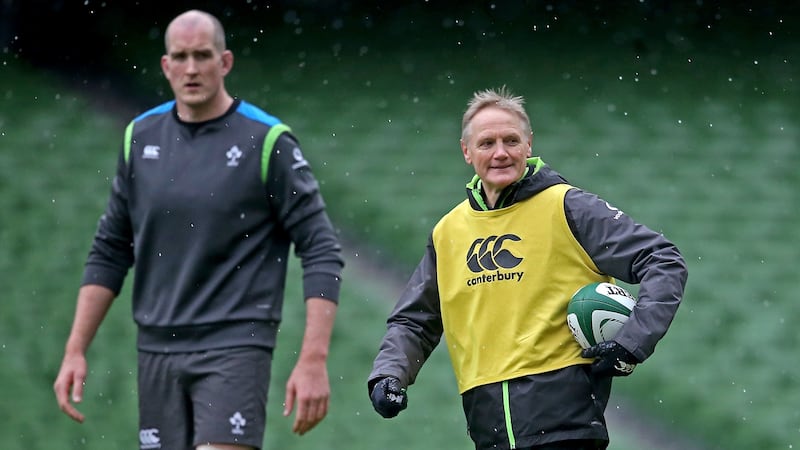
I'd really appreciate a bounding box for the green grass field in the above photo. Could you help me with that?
[1,17,799,449]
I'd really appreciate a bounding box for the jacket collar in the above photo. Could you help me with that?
[465,157,569,211]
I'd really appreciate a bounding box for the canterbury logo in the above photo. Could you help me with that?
[139,428,161,449]
[466,234,523,273]
[614,360,637,375]
[605,201,624,220]
[142,145,160,160]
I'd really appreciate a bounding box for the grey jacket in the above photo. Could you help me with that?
[369,158,687,448]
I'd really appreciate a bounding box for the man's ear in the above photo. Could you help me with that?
[461,140,471,164]
[221,50,234,76]
[160,55,170,79]
[527,132,533,157]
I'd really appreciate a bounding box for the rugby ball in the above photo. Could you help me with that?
[566,282,636,349]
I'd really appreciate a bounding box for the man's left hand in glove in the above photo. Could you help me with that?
[581,340,640,377]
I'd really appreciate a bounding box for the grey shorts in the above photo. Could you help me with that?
[137,346,273,450]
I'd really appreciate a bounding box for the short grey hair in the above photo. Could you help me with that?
[165,9,227,53]
[461,86,531,141]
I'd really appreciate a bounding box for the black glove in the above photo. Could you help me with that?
[369,376,408,418]
[581,340,639,377]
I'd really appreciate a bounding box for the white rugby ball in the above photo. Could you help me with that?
[566,282,636,349]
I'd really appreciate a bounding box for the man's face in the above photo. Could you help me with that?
[461,106,532,195]
[161,22,231,111]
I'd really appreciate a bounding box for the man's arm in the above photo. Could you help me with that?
[565,188,687,361]
[368,238,443,390]
[283,297,337,435]
[53,284,116,423]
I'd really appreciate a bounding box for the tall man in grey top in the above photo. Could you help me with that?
[53,10,344,450]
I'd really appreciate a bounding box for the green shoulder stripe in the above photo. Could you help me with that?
[124,121,135,163]
[261,123,292,183]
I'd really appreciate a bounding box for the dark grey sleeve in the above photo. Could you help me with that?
[266,132,344,302]
[81,149,134,294]
[564,188,688,362]
[368,237,443,390]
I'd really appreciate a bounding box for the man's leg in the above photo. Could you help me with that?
[189,347,273,449]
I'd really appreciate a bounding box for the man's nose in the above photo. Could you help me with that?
[186,57,200,73]
[493,141,510,157]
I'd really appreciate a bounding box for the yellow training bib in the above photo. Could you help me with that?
[432,184,612,393]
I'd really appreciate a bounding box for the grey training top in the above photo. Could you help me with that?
[82,99,344,353]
